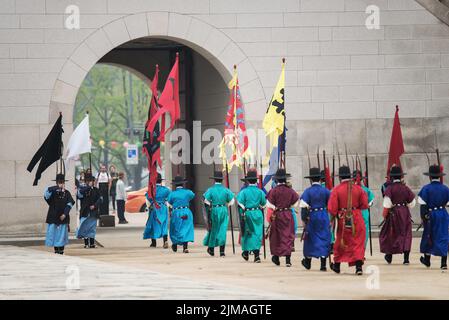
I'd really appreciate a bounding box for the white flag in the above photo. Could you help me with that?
[65,114,91,169]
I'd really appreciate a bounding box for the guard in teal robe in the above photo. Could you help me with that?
[143,173,171,248]
[203,170,235,257]
[237,170,267,263]
[167,175,195,253]
[353,170,375,250]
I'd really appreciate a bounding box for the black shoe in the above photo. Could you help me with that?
[331,262,341,274]
[441,256,447,270]
[301,258,311,270]
[54,247,59,254]
[150,239,157,247]
[420,255,431,268]
[242,251,249,261]
[254,251,261,263]
[286,256,292,267]
[384,254,392,264]
[271,255,280,266]
[171,244,177,252]
[89,238,96,248]
[355,260,363,275]
[320,257,327,272]
[183,243,189,253]
[84,238,89,248]
[219,245,225,257]
[58,246,64,255]
[403,251,410,265]
[207,247,214,256]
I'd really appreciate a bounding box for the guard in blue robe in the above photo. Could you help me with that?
[167,175,195,253]
[300,167,332,271]
[76,173,102,248]
[203,170,235,257]
[418,165,449,270]
[143,173,171,248]
[44,173,75,255]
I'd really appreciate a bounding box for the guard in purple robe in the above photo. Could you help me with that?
[418,165,449,270]
[379,166,416,265]
[266,168,299,267]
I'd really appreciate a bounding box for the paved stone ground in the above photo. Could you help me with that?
[3,213,449,300]
[0,245,291,300]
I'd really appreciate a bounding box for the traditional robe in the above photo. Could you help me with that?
[237,184,267,252]
[44,186,75,247]
[168,187,195,245]
[143,185,171,240]
[360,185,375,249]
[76,185,102,239]
[379,181,415,255]
[418,181,449,257]
[328,180,368,264]
[266,183,299,257]
[202,183,235,248]
[300,183,332,258]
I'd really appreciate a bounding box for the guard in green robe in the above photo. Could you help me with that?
[236,170,267,263]
[203,170,235,257]
[353,170,375,250]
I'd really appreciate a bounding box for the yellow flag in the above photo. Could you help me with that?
[262,61,285,154]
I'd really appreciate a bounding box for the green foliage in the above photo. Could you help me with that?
[73,63,153,189]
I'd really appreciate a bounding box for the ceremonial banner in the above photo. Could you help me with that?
[65,113,91,170]
[387,105,405,178]
[219,67,251,170]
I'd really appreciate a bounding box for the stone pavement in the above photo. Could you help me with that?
[0,245,291,300]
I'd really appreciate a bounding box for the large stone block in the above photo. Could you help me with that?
[385,54,440,68]
[426,100,449,117]
[0,89,51,107]
[16,0,45,14]
[301,0,344,12]
[27,43,77,58]
[168,13,192,40]
[317,70,378,86]
[312,86,339,102]
[0,125,40,161]
[0,73,57,90]
[223,28,271,43]
[286,41,320,56]
[272,27,318,42]
[236,13,283,28]
[46,0,107,14]
[334,119,367,154]
[124,13,149,40]
[13,58,65,73]
[379,69,426,84]
[385,25,412,40]
[69,43,99,72]
[332,26,385,41]
[344,0,388,11]
[185,17,213,49]
[147,11,169,36]
[303,55,350,70]
[0,29,44,44]
[0,106,49,125]
[374,84,427,101]
[102,18,130,47]
[58,59,87,88]
[210,0,300,14]
[20,15,63,28]
[0,161,15,197]
[286,102,323,120]
[320,40,378,55]
[295,120,335,156]
[376,101,426,118]
[43,29,93,44]
[0,197,48,234]
[284,12,339,27]
[240,42,287,57]
[51,80,78,105]
[340,85,374,102]
[380,40,421,54]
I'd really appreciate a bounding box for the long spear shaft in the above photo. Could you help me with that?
[225,161,236,254]
[365,152,373,256]
[258,156,266,259]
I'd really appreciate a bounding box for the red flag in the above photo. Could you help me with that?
[325,166,333,190]
[147,53,180,142]
[143,65,162,208]
[387,105,405,179]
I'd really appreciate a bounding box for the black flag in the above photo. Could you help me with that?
[27,114,64,185]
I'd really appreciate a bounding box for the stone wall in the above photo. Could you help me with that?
[1,0,449,232]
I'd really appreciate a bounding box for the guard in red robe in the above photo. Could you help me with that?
[379,165,415,265]
[266,168,299,267]
[328,166,369,275]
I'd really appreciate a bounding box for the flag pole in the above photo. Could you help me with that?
[258,156,266,259]
[225,161,236,254]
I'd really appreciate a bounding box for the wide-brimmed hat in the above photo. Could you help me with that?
[424,164,446,178]
[241,169,258,182]
[85,173,95,182]
[389,165,406,177]
[336,166,351,178]
[156,173,164,182]
[53,173,68,182]
[273,168,291,180]
[304,167,322,179]
[171,175,187,185]
[209,170,224,180]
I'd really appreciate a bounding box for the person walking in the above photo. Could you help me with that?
[116,172,128,224]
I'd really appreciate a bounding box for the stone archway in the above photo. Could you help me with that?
[49,11,265,125]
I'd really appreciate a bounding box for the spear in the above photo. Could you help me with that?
[317,146,321,171]
[258,156,266,259]
[225,161,236,254]
[344,143,350,169]
[365,151,373,256]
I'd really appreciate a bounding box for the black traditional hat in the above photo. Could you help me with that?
[85,173,95,181]
[53,173,68,182]
[389,165,406,177]
[273,168,291,180]
[209,170,224,180]
[305,167,322,179]
[171,175,187,185]
[423,164,445,178]
[336,166,351,178]
[156,173,164,183]
[241,169,258,182]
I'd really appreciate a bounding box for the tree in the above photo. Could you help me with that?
[73,64,154,190]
